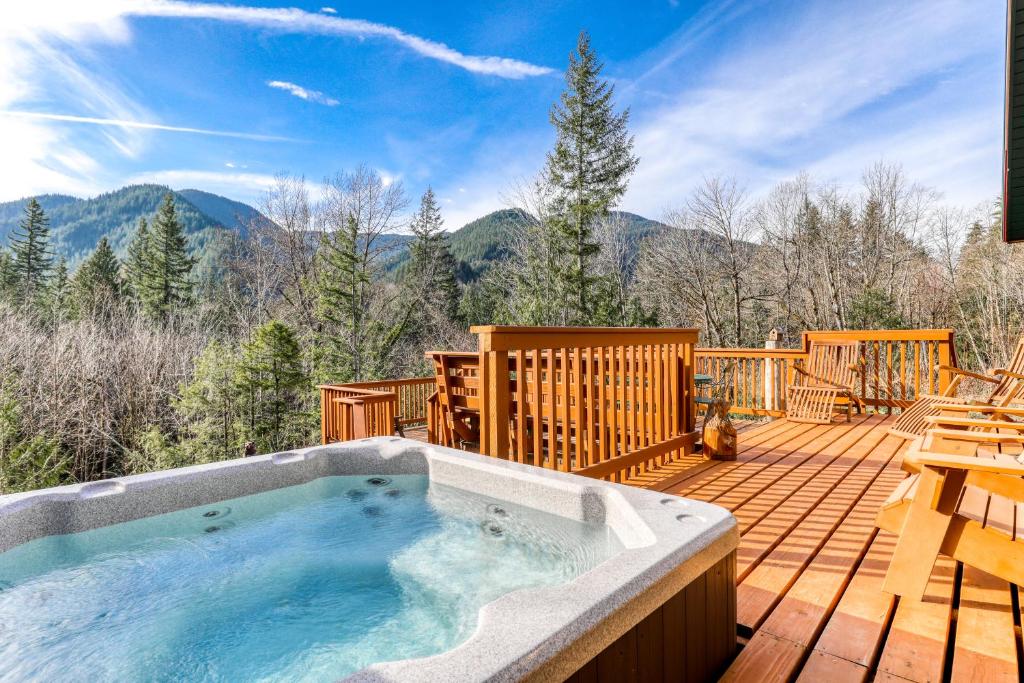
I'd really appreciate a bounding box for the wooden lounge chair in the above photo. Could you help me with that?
[786,341,863,424]
[876,424,1024,601]
[887,336,1024,440]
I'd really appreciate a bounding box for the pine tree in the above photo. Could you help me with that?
[71,237,122,317]
[545,31,639,324]
[176,340,242,461]
[10,198,54,303]
[408,187,460,324]
[0,250,16,302]
[237,320,309,452]
[47,257,70,318]
[316,213,368,381]
[140,194,195,320]
[125,216,150,301]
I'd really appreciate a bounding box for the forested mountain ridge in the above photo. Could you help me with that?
[0,183,672,282]
[0,185,254,267]
[385,208,669,281]
[175,189,262,232]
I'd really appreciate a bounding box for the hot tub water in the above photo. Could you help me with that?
[0,474,621,682]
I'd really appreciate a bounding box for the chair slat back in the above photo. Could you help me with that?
[990,335,1024,401]
[429,352,480,413]
[803,341,860,389]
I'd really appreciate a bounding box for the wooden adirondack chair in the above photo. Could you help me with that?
[786,341,863,424]
[887,335,1024,440]
[427,351,481,449]
[876,423,1024,601]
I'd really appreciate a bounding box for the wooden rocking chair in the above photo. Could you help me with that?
[877,424,1024,601]
[786,341,863,424]
[887,335,1024,441]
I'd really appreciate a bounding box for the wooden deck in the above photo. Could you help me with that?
[405,415,1024,681]
[628,414,1024,683]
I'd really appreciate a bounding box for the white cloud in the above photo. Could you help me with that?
[0,110,299,141]
[0,0,548,200]
[266,80,339,106]
[0,1,300,199]
[127,0,552,79]
[320,7,337,14]
[126,169,280,203]
[622,0,1003,215]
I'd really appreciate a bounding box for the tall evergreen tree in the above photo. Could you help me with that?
[313,167,408,382]
[316,213,369,380]
[237,320,309,452]
[140,194,195,320]
[10,198,54,303]
[408,187,460,324]
[125,216,150,301]
[47,257,70,318]
[0,250,16,302]
[72,237,123,316]
[545,31,639,323]
[176,340,242,461]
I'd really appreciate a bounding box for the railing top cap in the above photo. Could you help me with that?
[470,325,701,334]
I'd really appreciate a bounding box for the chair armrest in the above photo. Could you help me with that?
[792,365,854,390]
[909,452,1024,476]
[924,428,1024,444]
[924,416,1024,431]
[928,403,1024,417]
[994,369,1024,381]
[940,365,1000,384]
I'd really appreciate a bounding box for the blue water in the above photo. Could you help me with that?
[0,475,621,681]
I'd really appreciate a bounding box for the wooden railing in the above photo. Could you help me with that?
[473,326,699,482]
[694,347,803,417]
[694,329,957,417]
[319,376,434,443]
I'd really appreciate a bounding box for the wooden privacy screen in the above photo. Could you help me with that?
[472,326,700,482]
[695,329,956,417]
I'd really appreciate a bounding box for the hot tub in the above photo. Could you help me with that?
[0,437,738,682]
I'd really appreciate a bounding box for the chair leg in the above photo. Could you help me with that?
[882,467,966,600]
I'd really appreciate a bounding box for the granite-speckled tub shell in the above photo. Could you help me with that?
[0,437,738,682]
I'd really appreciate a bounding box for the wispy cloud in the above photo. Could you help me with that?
[320,7,336,14]
[622,0,1002,215]
[266,80,339,106]
[127,0,553,79]
[0,110,300,141]
[127,169,280,203]
[0,2,297,198]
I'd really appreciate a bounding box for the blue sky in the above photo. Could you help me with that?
[0,0,1006,228]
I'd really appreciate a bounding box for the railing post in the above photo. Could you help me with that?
[426,393,437,444]
[763,328,781,413]
[351,401,367,439]
[482,349,510,458]
[320,387,330,444]
[475,328,510,459]
[937,333,953,393]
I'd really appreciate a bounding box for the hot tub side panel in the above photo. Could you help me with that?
[563,550,737,683]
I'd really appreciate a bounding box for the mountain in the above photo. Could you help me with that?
[386,208,668,282]
[0,183,670,285]
[176,189,261,231]
[0,185,262,268]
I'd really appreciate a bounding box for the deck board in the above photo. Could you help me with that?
[632,415,1024,682]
